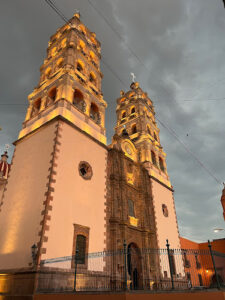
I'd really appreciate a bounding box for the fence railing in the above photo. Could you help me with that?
[0,242,224,294]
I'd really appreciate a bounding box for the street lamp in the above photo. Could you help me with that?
[31,244,38,265]
[213,228,224,233]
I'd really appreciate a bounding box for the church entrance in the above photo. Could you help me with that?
[127,243,143,290]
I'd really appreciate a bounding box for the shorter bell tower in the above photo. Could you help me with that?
[111,81,182,272]
[114,81,171,188]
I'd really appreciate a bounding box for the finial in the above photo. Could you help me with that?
[5,144,10,151]
[130,72,136,82]
[74,10,80,19]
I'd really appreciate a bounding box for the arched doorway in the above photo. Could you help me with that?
[127,243,143,290]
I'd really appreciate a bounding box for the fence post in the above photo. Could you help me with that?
[74,249,79,292]
[208,240,220,290]
[166,239,174,290]
[123,240,127,291]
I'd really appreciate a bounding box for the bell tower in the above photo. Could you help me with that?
[114,81,171,188]
[112,81,181,254]
[20,12,107,144]
[0,13,108,270]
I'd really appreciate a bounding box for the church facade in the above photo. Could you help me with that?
[0,13,184,292]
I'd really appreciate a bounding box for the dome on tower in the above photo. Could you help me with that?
[0,151,10,179]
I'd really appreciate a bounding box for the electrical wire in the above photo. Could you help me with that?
[43,0,223,185]
[156,117,223,185]
[44,0,71,25]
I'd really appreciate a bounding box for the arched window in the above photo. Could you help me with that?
[131,107,135,114]
[159,157,165,172]
[47,87,57,106]
[121,111,126,119]
[147,126,151,135]
[90,102,100,123]
[79,40,86,56]
[73,89,86,112]
[77,61,83,72]
[79,25,86,36]
[154,132,158,141]
[31,98,41,117]
[76,235,86,264]
[45,67,51,78]
[57,58,63,68]
[89,72,96,83]
[131,124,137,134]
[128,199,135,217]
[90,51,96,61]
[151,151,157,166]
[61,38,67,48]
[51,47,57,57]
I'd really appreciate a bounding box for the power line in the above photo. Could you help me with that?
[44,0,71,25]
[86,0,145,68]
[156,117,223,185]
[87,0,225,105]
[43,0,223,185]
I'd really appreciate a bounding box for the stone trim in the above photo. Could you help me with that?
[14,115,108,150]
[36,120,62,265]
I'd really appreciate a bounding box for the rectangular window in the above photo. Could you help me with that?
[76,235,86,264]
[72,224,90,269]
[128,199,135,217]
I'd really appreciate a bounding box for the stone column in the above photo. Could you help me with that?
[25,104,33,121]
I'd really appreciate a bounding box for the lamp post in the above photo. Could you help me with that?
[213,228,224,233]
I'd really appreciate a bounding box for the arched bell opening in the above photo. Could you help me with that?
[46,87,57,107]
[31,98,42,118]
[73,89,86,112]
[90,102,100,124]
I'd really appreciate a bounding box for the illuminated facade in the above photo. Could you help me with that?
[0,13,183,292]
[107,82,183,283]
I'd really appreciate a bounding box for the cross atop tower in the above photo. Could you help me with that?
[130,72,136,82]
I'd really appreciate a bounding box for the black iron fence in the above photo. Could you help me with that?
[35,241,225,292]
[0,241,224,294]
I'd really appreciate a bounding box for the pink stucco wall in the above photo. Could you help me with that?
[0,122,56,269]
[41,121,107,263]
[151,179,184,276]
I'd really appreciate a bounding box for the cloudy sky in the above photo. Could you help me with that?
[1,0,225,243]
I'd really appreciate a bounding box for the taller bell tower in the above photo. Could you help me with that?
[20,12,107,144]
[0,13,108,270]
